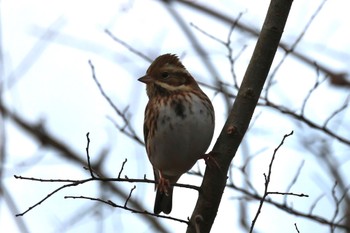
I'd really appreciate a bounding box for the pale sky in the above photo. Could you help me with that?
[1,0,350,232]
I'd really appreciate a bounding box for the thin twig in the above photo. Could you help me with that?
[189,169,349,231]
[294,223,300,233]
[199,80,350,146]
[309,193,325,215]
[267,191,308,197]
[189,22,224,45]
[324,94,350,127]
[284,160,305,204]
[265,0,329,94]
[85,132,94,178]
[330,181,340,233]
[64,195,189,224]
[118,158,128,178]
[13,174,199,216]
[226,12,245,89]
[249,131,294,233]
[124,185,136,207]
[1,103,167,231]
[264,99,350,146]
[13,175,199,190]
[300,72,326,116]
[88,60,144,145]
[15,178,92,217]
[104,29,152,62]
[233,182,349,231]
[171,0,348,79]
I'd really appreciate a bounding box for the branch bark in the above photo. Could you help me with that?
[186,0,293,232]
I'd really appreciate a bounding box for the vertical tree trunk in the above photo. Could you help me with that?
[186,0,293,232]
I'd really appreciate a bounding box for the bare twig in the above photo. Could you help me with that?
[199,78,350,146]
[104,29,152,62]
[226,182,349,231]
[85,132,95,178]
[249,131,294,233]
[5,17,65,89]
[284,160,305,204]
[328,182,350,232]
[324,94,350,127]
[189,22,224,45]
[294,223,300,233]
[118,158,128,178]
[88,60,144,145]
[0,102,168,231]
[267,191,308,198]
[164,2,230,106]
[264,99,350,146]
[226,12,245,89]
[190,19,247,90]
[13,173,199,216]
[196,62,350,148]
[309,193,325,215]
[172,0,347,80]
[300,72,326,116]
[124,185,136,207]
[187,1,294,232]
[1,186,30,233]
[14,177,93,217]
[266,0,329,92]
[64,195,189,224]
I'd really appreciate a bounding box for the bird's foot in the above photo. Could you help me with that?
[157,171,171,196]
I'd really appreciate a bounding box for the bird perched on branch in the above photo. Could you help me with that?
[138,53,215,214]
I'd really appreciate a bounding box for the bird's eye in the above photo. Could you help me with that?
[161,72,169,79]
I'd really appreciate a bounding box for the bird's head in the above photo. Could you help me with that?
[138,54,200,97]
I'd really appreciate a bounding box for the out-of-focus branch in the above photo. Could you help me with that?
[0,102,169,233]
[189,164,350,231]
[65,194,189,224]
[162,1,233,114]
[1,186,30,233]
[284,160,305,204]
[263,99,350,146]
[88,60,144,145]
[229,182,348,231]
[104,29,152,63]
[314,140,350,230]
[4,17,65,89]
[266,0,329,92]
[192,77,350,146]
[170,0,348,81]
[189,14,247,90]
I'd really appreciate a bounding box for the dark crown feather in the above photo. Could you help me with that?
[147,54,185,74]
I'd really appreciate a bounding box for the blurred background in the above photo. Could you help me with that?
[1,0,350,232]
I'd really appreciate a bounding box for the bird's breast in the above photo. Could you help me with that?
[147,92,214,177]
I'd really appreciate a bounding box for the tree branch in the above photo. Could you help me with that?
[186,1,293,232]
[0,102,168,232]
[172,0,346,80]
[250,131,294,232]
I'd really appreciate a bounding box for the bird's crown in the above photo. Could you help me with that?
[138,54,200,97]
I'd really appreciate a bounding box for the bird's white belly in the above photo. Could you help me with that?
[149,94,214,177]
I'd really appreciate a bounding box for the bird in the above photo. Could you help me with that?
[138,53,215,214]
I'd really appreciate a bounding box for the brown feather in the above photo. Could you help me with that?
[138,53,215,215]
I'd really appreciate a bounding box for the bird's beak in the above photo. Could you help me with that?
[138,75,153,84]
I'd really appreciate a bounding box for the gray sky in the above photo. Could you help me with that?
[1,0,350,232]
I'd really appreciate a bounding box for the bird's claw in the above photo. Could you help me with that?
[157,171,171,196]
